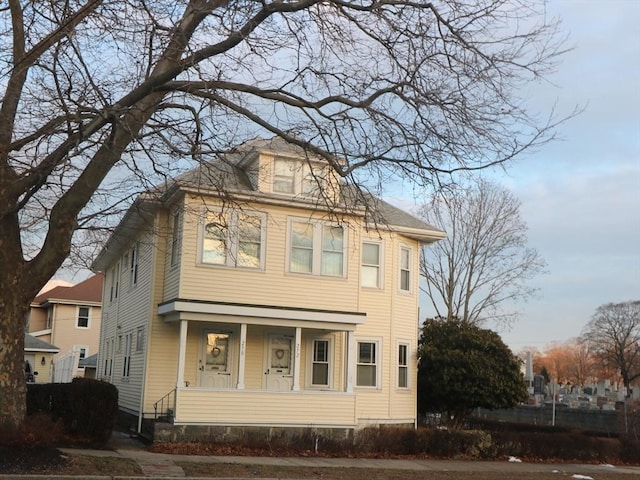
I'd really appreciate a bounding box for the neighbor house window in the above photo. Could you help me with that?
[399,246,412,292]
[170,211,181,267]
[201,210,265,269]
[361,241,382,288]
[123,333,132,378]
[289,220,345,277]
[356,341,379,388]
[77,306,90,328]
[74,345,88,364]
[136,327,145,352]
[311,339,330,387]
[273,158,325,196]
[46,308,53,329]
[398,343,409,389]
[130,243,138,287]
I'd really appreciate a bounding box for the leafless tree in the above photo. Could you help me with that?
[419,179,546,326]
[583,301,640,393]
[1,0,570,428]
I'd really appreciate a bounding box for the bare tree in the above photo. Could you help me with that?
[419,179,546,326]
[583,301,640,393]
[1,0,569,428]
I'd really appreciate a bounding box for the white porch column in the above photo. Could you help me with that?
[292,327,301,391]
[237,323,247,389]
[176,320,188,389]
[346,331,355,393]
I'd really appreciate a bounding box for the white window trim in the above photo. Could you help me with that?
[286,217,347,277]
[198,208,267,270]
[398,244,414,293]
[123,332,132,378]
[361,239,384,289]
[355,337,382,389]
[396,340,411,390]
[306,336,334,389]
[76,306,91,329]
[170,210,181,267]
[136,326,145,353]
[74,345,89,367]
[130,243,139,287]
[272,158,326,197]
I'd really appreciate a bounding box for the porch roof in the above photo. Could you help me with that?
[158,298,366,331]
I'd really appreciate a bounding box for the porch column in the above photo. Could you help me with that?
[236,323,247,389]
[346,331,355,393]
[292,327,301,391]
[176,320,188,389]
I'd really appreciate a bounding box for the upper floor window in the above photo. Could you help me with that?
[201,210,265,269]
[170,211,181,267]
[399,246,412,292]
[123,333,132,378]
[110,262,120,301]
[273,159,325,196]
[398,343,409,389]
[130,243,138,287]
[356,340,379,388]
[136,327,145,352]
[77,306,90,328]
[46,308,53,329]
[289,220,345,277]
[361,241,382,288]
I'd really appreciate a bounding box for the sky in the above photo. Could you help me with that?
[53,0,639,354]
[455,0,640,352]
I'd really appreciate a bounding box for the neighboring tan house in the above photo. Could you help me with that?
[92,137,445,441]
[28,274,104,380]
[24,334,60,383]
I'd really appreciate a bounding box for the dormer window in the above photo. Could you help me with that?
[273,158,324,196]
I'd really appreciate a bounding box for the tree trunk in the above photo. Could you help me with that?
[0,291,30,430]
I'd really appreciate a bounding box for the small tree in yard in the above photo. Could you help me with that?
[418,318,528,429]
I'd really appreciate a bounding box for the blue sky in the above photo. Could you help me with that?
[467,0,640,351]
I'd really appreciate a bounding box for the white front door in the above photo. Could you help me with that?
[265,334,293,391]
[200,332,232,388]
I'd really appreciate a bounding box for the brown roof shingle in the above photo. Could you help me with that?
[32,274,103,305]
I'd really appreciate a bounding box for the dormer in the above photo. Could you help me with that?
[238,139,342,204]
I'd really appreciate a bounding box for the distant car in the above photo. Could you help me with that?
[25,360,36,383]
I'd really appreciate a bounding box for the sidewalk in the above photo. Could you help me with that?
[4,429,640,479]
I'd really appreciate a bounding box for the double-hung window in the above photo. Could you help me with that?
[311,339,330,387]
[130,243,138,287]
[201,210,265,269]
[361,241,382,288]
[289,220,345,276]
[123,333,132,378]
[170,211,181,267]
[398,343,409,388]
[273,159,325,197]
[356,340,379,388]
[77,306,90,328]
[399,246,412,292]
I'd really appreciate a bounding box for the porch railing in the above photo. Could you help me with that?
[153,388,176,422]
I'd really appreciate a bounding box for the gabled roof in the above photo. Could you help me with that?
[78,353,98,369]
[25,334,59,353]
[92,137,445,270]
[32,274,104,306]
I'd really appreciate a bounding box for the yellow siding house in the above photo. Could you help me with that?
[92,137,445,441]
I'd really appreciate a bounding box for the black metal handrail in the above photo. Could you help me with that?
[153,388,176,422]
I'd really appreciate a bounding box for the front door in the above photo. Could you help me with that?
[265,334,293,391]
[200,332,232,388]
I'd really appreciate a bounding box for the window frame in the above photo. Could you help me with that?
[397,341,410,389]
[76,306,90,329]
[130,243,138,287]
[355,339,381,389]
[199,209,266,270]
[170,211,181,267]
[287,218,346,277]
[361,240,383,289]
[399,245,413,293]
[307,337,333,389]
[74,345,88,367]
[123,332,132,378]
[136,327,145,353]
[272,158,326,197]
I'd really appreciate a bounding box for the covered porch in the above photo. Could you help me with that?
[154,299,365,428]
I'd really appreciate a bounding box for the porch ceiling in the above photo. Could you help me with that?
[158,299,366,331]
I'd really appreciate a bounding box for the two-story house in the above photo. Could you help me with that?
[92,137,445,441]
[28,274,104,381]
